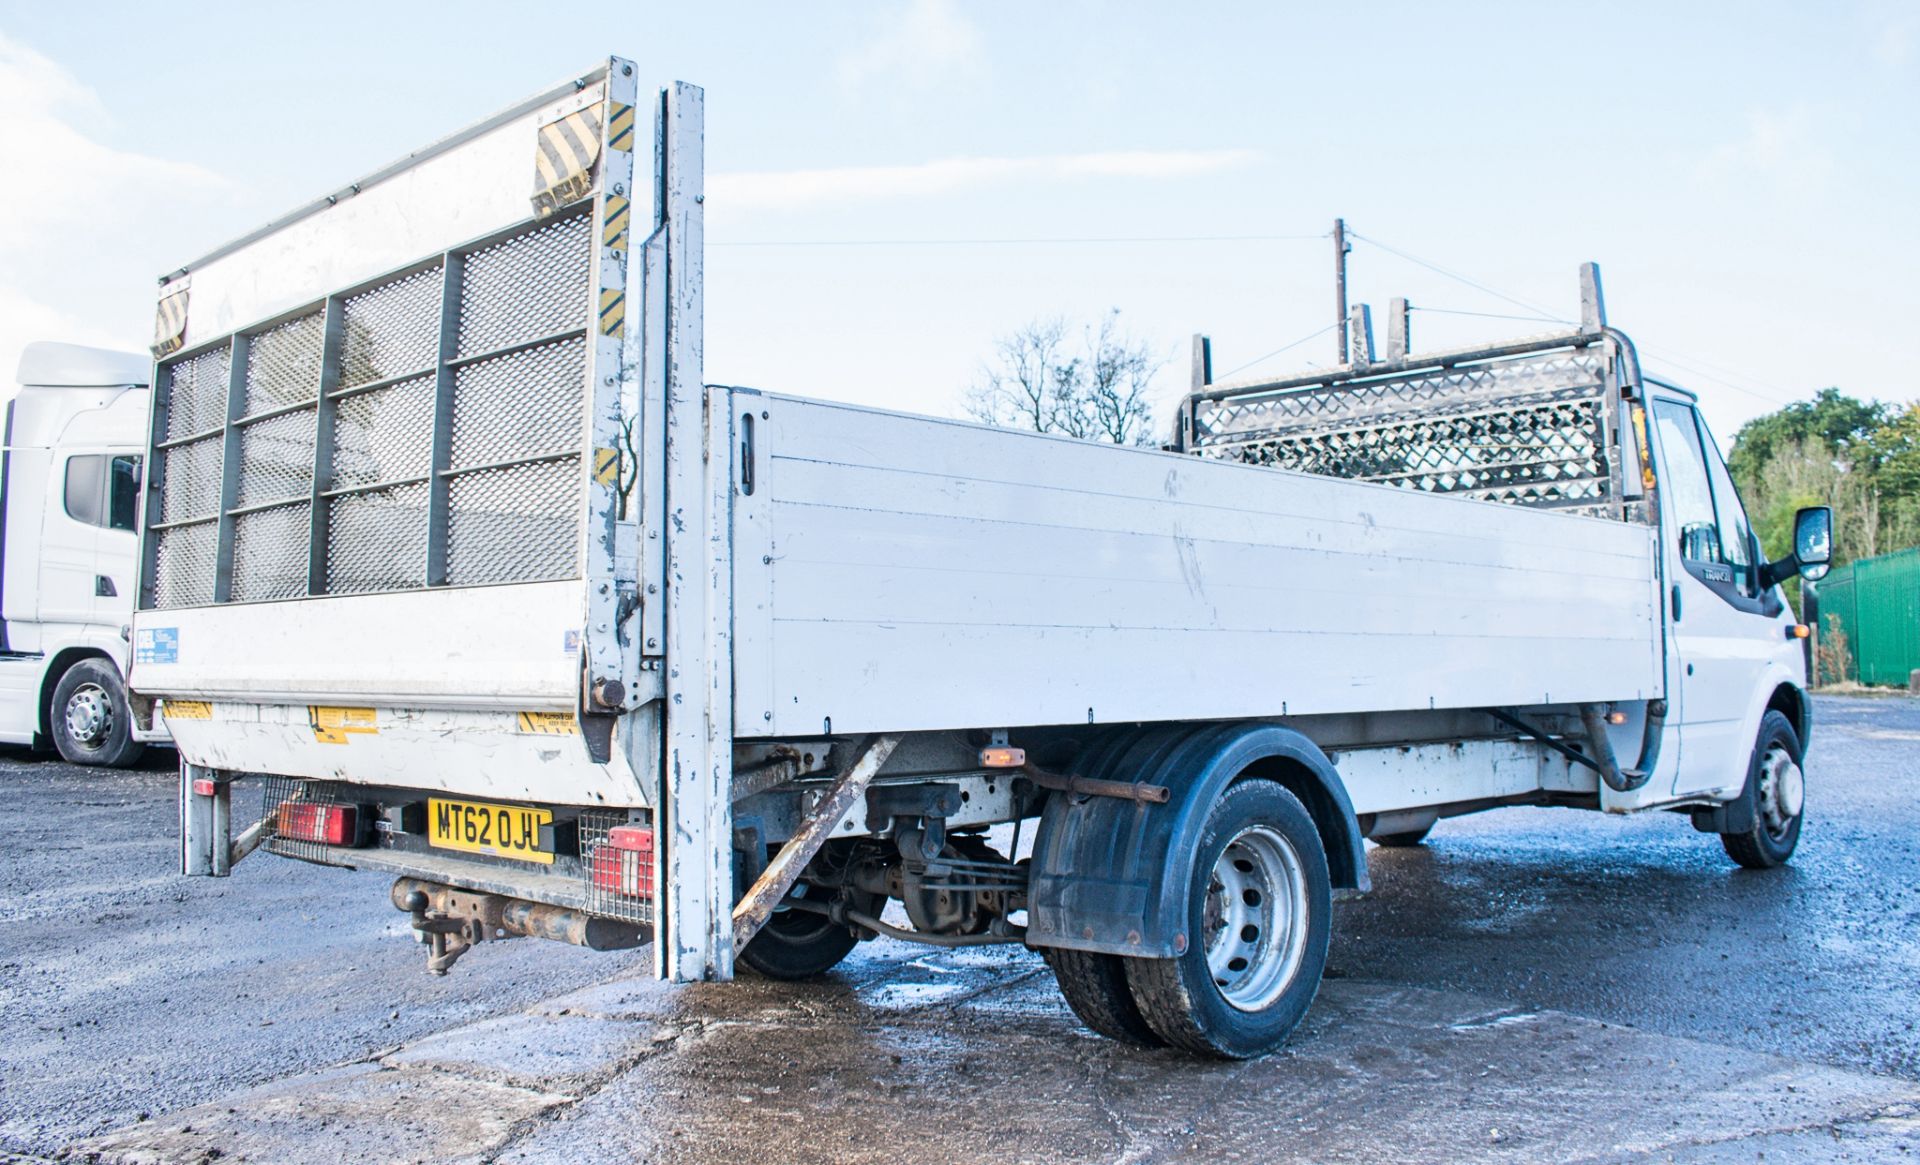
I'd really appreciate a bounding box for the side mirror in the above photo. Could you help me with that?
[1762,506,1833,588]
[1793,506,1832,581]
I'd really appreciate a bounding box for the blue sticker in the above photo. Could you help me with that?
[563,629,581,653]
[136,626,178,664]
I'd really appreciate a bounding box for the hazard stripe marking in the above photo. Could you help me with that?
[607,103,635,153]
[152,289,189,358]
[603,194,630,252]
[593,446,621,486]
[599,289,625,336]
[531,106,603,218]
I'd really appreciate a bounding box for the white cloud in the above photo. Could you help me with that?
[836,0,984,91]
[1694,106,1832,197]
[710,148,1261,212]
[0,35,231,386]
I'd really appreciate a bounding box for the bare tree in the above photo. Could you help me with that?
[965,310,1165,446]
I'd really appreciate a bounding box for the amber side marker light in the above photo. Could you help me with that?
[1606,711,1628,726]
[979,746,1027,769]
[1788,624,1811,639]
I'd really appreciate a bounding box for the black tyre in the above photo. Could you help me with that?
[1045,946,1164,1047]
[1720,710,1804,870]
[738,889,863,980]
[1369,823,1433,848]
[49,658,145,768]
[1124,779,1331,1059]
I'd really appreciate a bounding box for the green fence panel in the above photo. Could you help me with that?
[1853,549,1920,686]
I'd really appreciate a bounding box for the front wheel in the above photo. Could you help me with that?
[1124,779,1331,1059]
[1720,709,1804,869]
[50,658,145,768]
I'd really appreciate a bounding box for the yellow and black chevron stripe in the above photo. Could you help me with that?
[606,102,635,153]
[599,288,626,337]
[531,106,603,219]
[151,289,188,359]
[602,194,630,252]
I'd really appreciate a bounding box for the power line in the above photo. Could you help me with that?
[710,232,1328,248]
[1216,322,1341,380]
[1350,230,1798,408]
[1347,231,1565,321]
[1412,305,1571,326]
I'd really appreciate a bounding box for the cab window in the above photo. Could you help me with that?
[1652,399,1759,599]
[64,455,141,532]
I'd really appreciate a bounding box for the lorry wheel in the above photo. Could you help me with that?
[50,659,145,768]
[1720,710,1804,870]
[1123,778,1330,1059]
[1370,823,1433,848]
[1045,946,1164,1047]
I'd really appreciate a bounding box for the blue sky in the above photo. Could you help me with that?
[2,1,1915,440]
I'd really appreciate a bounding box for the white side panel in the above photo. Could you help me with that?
[173,80,607,347]
[1331,739,1598,816]
[129,580,583,707]
[734,398,1663,737]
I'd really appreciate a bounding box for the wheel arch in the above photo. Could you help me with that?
[37,646,118,741]
[1027,722,1366,960]
[1765,681,1811,759]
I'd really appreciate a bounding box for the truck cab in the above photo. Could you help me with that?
[0,342,169,765]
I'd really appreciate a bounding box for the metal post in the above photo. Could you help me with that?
[1189,334,1211,392]
[180,761,232,877]
[1580,262,1607,332]
[210,336,249,604]
[1386,297,1410,363]
[1348,304,1375,372]
[1333,218,1350,365]
[306,296,345,593]
[658,82,731,983]
[424,255,465,587]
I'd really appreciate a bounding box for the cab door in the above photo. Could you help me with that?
[1648,397,1779,799]
[41,452,142,629]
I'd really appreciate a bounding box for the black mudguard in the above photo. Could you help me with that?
[1027,723,1367,959]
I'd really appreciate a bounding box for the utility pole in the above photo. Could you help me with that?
[1333,217,1351,365]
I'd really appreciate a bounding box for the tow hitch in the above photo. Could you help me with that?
[393,879,648,974]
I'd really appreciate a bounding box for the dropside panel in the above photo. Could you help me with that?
[732,397,1663,738]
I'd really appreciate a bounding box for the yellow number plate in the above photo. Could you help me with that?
[427,799,554,865]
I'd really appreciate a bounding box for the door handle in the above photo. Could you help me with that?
[1670,584,1681,622]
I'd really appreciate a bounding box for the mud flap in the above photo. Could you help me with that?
[1026,723,1367,959]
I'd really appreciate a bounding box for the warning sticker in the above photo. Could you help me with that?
[310,706,378,745]
[516,711,578,736]
[164,700,212,721]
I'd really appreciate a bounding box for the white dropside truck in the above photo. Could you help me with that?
[1,343,168,766]
[140,61,1834,1058]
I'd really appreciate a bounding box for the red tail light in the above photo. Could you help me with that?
[276,800,361,846]
[590,825,654,898]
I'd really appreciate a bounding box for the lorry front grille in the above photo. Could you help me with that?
[142,209,593,610]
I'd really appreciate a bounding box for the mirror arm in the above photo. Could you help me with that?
[1758,556,1797,591]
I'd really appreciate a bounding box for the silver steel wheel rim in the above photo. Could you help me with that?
[1204,824,1310,1012]
[64,683,113,746]
[1757,744,1803,840]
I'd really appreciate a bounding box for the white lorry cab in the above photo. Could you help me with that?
[1,342,167,767]
[141,61,1834,1059]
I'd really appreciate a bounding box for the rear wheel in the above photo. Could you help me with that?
[1720,710,1804,870]
[1124,779,1331,1059]
[50,659,145,768]
[1046,946,1163,1047]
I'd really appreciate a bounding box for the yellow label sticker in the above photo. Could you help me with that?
[598,287,625,336]
[310,706,378,745]
[593,446,621,486]
[516,711,579,736]
[164,699,212,721]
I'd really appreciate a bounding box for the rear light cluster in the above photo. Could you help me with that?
[276,799,363,847]
[589,825,654,899]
